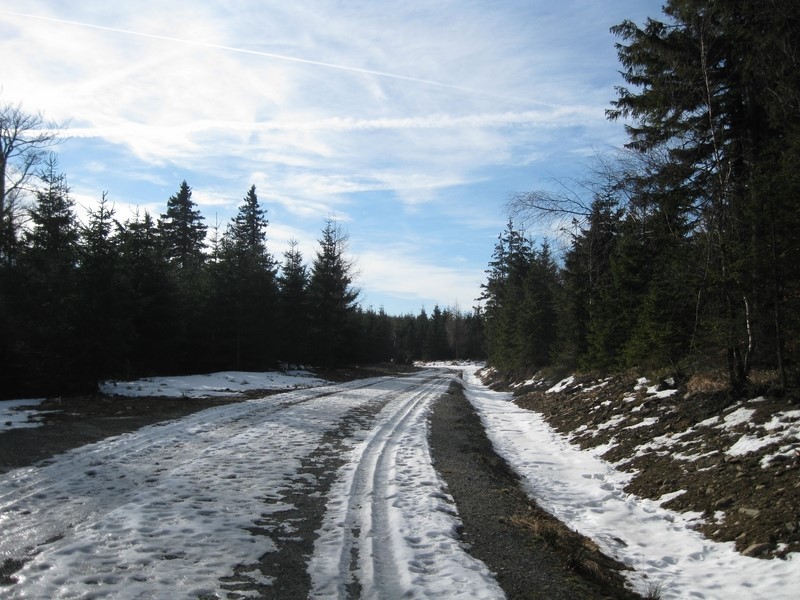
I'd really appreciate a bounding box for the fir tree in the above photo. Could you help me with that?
[18,159,80,392]
[308,219,359,367]
[159,180,207,271]
[278,239,309,366]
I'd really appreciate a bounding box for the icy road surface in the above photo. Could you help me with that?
[0,370,501,599]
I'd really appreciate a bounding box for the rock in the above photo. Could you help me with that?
[742,542,770,557]
[715,496,734,509]
[738,507,761,518]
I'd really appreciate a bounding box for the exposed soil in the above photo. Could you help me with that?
[486,370,800,561]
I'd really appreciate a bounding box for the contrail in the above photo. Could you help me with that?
[0,9,539,104]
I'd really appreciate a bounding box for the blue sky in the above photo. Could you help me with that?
[0,0,663,315]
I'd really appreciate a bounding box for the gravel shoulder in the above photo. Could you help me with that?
[428,379,641,600]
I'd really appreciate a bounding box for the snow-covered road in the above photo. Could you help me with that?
[0,370,499,599]
[3,366,799,599]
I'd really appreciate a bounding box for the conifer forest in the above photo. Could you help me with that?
[2,0,799,397]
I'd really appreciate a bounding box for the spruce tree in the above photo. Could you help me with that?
[18,159,80,391]
[158,180,208,372]
[277,239,309,366]
[77,193,132,381]
[213,185,277,369]
[307,219,359,367]
[608,0,800,385]
[159,180,207,271]
[117,210,177,374]
[479,220,533,371]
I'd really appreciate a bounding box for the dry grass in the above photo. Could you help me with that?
[685,369,784,397]
[685,371,729,395]
[509,514,565,544]
[510,514,614,587]
[643,579,663,600]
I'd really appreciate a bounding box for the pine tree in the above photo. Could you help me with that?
[308,219,359,367]
[608,0,800,386]
[278,239,309,366]
[213,185,277,369]
[159,180,207,271]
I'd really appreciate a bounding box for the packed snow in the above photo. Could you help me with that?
[1,365,797,599]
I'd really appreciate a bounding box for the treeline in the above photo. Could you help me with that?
[0,161,483,397]
[481,0,800,389]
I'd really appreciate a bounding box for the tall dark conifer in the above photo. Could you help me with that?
[117,210,177,374]
[159,180,207,271]
[213,185,277,369]
[77,193,132,381]
[158,180,208,371]
[18,159,80,392]
[308,219,359,367]
[608,0,800,386]
[277,239,309,366]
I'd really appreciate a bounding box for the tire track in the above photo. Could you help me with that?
[309,371,453,597]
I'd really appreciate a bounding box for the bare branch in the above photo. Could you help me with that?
[0,96,66,260]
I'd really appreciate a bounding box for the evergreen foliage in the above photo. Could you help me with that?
[211,185,278,369]
[16,159,80,392]
[0,167,484,397]
[307,219,360,367]
[277,239,310,367]
[481,0,800,388]
[159,180,207,272]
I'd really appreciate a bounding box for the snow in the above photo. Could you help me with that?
[1,370,501,599]
[309,373,501,599]
[2,365,798,599]
[99,369,328,398]
[720,406,756,429]
[546,375,574,394]
[456,366,799,600]
[727,432,785,457]
[0,399,48,432]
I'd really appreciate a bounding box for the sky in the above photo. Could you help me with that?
[0,1,665,315]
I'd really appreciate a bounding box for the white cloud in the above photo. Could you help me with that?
[357,246,484,312]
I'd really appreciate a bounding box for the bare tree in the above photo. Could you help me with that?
[505,150,638,246]
[0,98,64,261]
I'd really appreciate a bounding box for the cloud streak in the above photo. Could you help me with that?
[0,9,542,106]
